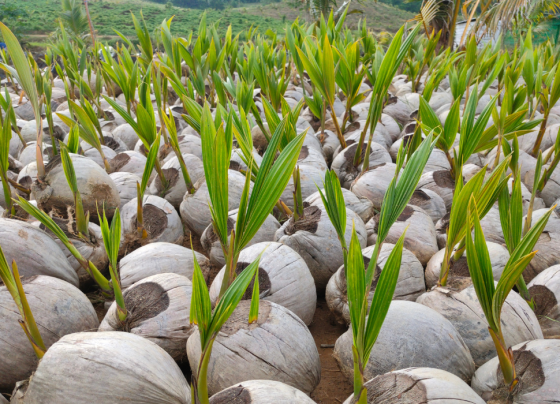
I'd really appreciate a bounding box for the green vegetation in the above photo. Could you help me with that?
[13,0,414,43]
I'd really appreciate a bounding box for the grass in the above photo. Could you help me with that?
[14,0,414,45]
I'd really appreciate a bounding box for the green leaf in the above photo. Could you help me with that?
[248,269,260,324]
[190,246,212,343]
[347,224,365,343]
[140,133,161,196]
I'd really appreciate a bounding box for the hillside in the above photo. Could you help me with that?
[14,0,415,44]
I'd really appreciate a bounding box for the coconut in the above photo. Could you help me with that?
[279,164,325,210]
[251,123,269,154]
[41,219,108,287]
[333,301,475,383]
[424,243,510,289]
[342,367,485,404]
[479,207,505,245]
[417,285,543,366]
[417,170,457,211]
[22,332,191,404]
[109,151,147,176]
[187,300,321,396]
[326,243,425,325]
[366,205,438,265]
[109,172,144,209]
[229,148,263,172]
[305,187,375,223]
[528,265,560,338]
[332,142,392,189]
[163,134,203,162]
[112,123,139,150]
[83,144,117,168]
[148,153,204,209]
[32,153,120,220]
[120,195,183,254]
[407,189,447,224]
[523,231,560,282]
[120,242,210,289]
[382,96,412,126]
[209,380,316,404]
[16,162,38,199]
[274,204,367,291]
[0,218,78,286]
[316,129,340,165]
[201,210,280,267]
[17,141,51,167]
[0,276,99,394]
[209,242,316,325]
[471,339,560,403]
[99,273,193,360]
[180,170,250,236]
[350,162,397,209]
[529,208,560,233]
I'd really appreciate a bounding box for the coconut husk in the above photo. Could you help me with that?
[201,210,280,268]
[274,205,367,291]
[326,243,425,325]
[343,367,485,404]
[112,124,139,150]
[0,218,78,286]
[209,242,316,325]
[332,142,392,189]
[524,232,560,283]
[316,130,340,165]
[350,163,397,210]
[333,301,475,384]
[417,170,457,211]
[120,242,210,289]
[109,172,144,209]
[109,151,147,177]
[382,96,412,126]
[528,264,560,338]
[230,149,262,173]
[471,340,560,403]
[279,164,325,210]
[32,153,121,220]
[180,170,252,236]
[424,243,510,290]
[100,273,193,361]
[305,187,374,224]
[149,153,204,209]
[120,195,184,255]
[417,286,543,366]
[83,145,117,168]
[0,276,99,394]
[187,300,320,396]
[23,332,191,404]
[296,145,328,173]
[408,189,447,224]
[366,205,438,265]
[209,380,317,404]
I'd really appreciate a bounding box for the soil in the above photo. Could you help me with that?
[309,299,354,404]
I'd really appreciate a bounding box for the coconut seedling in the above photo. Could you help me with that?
[465,196,554,391]
[0,245,46,360]
[188,105,306,403]
[531,57,560,156]
[0,113,15,216]
[0,23,45,178]
[437,154,512,287]
[320,132,436,401]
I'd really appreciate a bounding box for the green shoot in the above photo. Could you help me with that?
[59,145,90,238]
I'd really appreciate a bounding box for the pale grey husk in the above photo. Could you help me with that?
[407,189,447,224]
[416,170,456,211]
[279,164,325,210]
[99,273,193,360]
[0,276,99,394]
[200,209,280,267]
[109,151,147,176]
[366,205,438,265]
[471,339,560,403]
[0,218,78,286]
[305,187,374,224]
[149,153,205,209]
[333,301,475,383]
[179,170,251,236]
[23,332,191,404]
[274,204,367,291]
[343,367,485,404]
[326,243,425,325]
[350,163,397,209]
[209,380,317,404]
[120,242,210,289]
[417,286,543,366]
[121,195,184,251]
[209,242,317,325]
[331,142,392,189]
[109,172,145,209]
[187,301,320,396]
[32,153,121,219]
[424,243,510,289]
[528,264,560,338]
[523,231,560,283]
